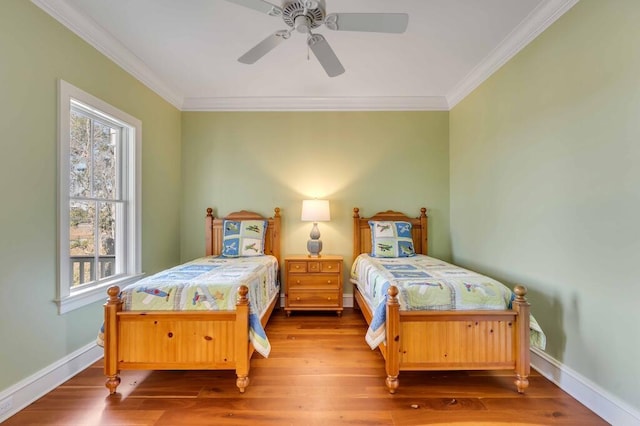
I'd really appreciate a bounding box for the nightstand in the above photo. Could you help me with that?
[284,255,343,317]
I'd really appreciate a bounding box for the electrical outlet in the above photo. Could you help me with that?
[0,396,13,417]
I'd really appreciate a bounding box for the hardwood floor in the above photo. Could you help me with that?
[5,308,608,425]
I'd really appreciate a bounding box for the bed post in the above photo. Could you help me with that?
[235,285,250,393]
[104,286,122,394]
[385,285,400,394]
[419,207,428,255]
[272,207,281,261]
[351,208,362,311]
[205,207,214,256]
[353,208,361,261]
[513,285,531,393]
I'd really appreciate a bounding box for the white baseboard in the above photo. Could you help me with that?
[343,294,354,308]
[531,347,640,425]
[0,343,102,423]
[2,322,637,426]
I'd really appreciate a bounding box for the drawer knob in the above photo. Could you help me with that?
[327,265,332,269]
[295,265,300,269]
[296,297,301,301]
[327,297,332,300]
[327,280,332,284]
[296,280,300,284]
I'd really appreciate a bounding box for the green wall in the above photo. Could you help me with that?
[450,0,640,412]
[0,1,182,390]
[181,111,451,292]
[3,0,636,418]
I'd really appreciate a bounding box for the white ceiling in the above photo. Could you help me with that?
[32,0,578,111]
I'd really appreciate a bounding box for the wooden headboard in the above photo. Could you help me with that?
[352,207,428,260]
[205,207,282,262]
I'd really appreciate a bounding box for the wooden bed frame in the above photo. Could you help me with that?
[103,207,281,395]
[351,207,531,394]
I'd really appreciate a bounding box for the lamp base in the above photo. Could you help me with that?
[307,239,323,257]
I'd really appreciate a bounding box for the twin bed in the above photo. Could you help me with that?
[350,207,544,394]
[102,205,543,396]
[102,207,281,394]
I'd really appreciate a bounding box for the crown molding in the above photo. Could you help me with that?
[182,96,449,111]
[32,0,577,112]
[31,0,184,109]
[446,0,579,109]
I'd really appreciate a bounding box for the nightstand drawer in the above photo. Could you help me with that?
[287,260,341,274]
[287,261,308,273]
[320,261,341,273]
[288,290,341,307]
[288,274,339,288]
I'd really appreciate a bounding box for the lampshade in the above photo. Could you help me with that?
[301,199,331,222]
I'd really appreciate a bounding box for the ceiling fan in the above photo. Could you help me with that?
[224,0,409,77]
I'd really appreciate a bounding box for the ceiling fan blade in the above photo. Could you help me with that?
[238,31,287,64]
[324,13,409,33]
[307,34,345,78]
[224,0,282,17]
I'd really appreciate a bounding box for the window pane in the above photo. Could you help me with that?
[69,200,95,287]
[59,81,141,313]
[93,122,118,200]
[70,111,92,198]
[99,202,117,279]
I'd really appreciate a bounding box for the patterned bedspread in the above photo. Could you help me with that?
[98,255,279,357]
[351,254,546,350]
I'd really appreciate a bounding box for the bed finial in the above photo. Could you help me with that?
[420,207,427,218]
[274,207,281,217]
[353,207,360,218]
[387,285,399,300]
[237,285,249,305]
[513,285,528,300]
[107,286,120,303]
[206,207,214,218]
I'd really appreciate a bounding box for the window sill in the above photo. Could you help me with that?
[56,273,144,314]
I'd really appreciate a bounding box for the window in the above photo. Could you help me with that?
[57,80,141,314]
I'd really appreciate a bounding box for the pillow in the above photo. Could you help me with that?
[222,220,267,257]
[369,220,415,258]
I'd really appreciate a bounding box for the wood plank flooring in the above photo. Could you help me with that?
[4,308,608,425]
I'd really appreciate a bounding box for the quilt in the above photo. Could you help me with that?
[351,254,546,350]
[97,255,279,357]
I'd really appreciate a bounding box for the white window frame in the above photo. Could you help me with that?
[57,80,142,314]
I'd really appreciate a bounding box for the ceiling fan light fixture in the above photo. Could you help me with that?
[294,15,311,33]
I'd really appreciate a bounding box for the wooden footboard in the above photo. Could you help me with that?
[353,284,531,394]
[103,285,277,394]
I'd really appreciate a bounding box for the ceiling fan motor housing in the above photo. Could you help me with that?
[282,0,326,30]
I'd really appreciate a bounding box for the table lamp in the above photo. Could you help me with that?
[301,199,330,257]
